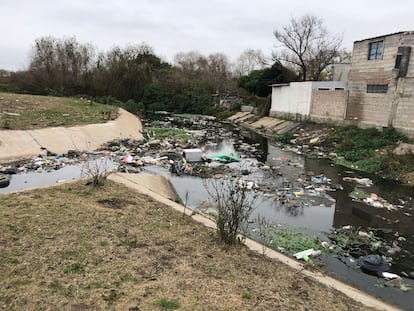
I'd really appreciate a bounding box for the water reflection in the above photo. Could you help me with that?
[0,158,116,194]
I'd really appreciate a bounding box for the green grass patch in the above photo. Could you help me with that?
[327,126,410,175]
[349,188,370,200]
[59,250,79,260]
[0,92,118,130]
[241,290,252,299]
[154,298,180,309]
[63,263,84,274]
[261,228,323,254]
[146,127,192,140]
[274,132,295,144]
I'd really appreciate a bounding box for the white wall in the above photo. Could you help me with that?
[270,81,348,116]
[271,82,313,115]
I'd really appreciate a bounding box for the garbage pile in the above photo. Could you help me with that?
[348,187,402,211]
[256,171,339,209]
[0,148,83,175]
[272,126,335,159]
[324,225,412,290]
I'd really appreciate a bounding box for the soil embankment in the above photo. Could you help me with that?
[0,108,143,162]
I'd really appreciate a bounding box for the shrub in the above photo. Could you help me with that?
[81,157,112,187]
[204,177,257,245]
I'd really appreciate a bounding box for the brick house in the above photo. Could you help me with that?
[346,31,414,132]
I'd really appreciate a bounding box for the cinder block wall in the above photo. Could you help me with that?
[393,35,414,130]
[310,90,347,119]
[347,32,414,130]
[347,34,399,125]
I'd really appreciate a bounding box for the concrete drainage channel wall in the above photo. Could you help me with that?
[0,108,143,162]
[108,172,401,311]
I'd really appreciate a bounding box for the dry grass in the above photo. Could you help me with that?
[0,180,373,311]
[0,92,118,130]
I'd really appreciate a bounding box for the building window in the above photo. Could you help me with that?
[367,84,388,93]
[368,41,383,60]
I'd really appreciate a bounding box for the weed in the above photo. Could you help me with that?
[120,273,141,284]
[119,237,142,249]
[275,132,295,144]
[328,125,409,174]
[146,127,192,140]
[349,188,369,200]
[63,263,84,274]
[335,234,351,248]
[261,228,323,254]
[154,298,180,309]
[100,240,109,247]
[241,290,252,299]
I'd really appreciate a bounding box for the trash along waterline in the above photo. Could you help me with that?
[1,113,413,310]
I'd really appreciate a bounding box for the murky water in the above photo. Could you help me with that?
[0,157,116,194]
[144,127,414,309]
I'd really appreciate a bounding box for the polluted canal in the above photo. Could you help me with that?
[1,112,413,309]
[140,113,414,310]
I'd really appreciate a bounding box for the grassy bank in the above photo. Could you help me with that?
[327,126,414,183]
[0,92,118,130]
[270,123,414,185]
[0,180,370,310]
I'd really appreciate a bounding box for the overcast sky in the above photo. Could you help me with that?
[1,0,413,70]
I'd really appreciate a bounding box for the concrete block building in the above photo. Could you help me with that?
[347,31,414,132]
[270,31,414,137]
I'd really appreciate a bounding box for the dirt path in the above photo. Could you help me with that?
[0,108,143,162]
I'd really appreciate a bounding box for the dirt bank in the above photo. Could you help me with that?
[0,108,143,162]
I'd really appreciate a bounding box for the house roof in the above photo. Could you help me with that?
[354,31,414,43]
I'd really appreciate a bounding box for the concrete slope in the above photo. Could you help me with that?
[108,173,179,202]
[233,115,299,135]
[0,108,143,162]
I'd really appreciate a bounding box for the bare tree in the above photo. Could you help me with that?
[28,36,96,94]
[273,14,342,81]
[174,51,233,92]
[174,51,206,77]
[233,49,267,77]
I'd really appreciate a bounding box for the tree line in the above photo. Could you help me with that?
[5,14,346,116]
